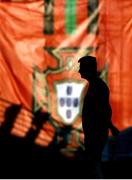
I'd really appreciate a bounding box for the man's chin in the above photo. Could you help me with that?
[81,75,85,79]
[80,74,86,79]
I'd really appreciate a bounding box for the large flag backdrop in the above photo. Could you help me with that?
[0,0,132,157]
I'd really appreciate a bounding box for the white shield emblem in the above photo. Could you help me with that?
[55,81,85,124]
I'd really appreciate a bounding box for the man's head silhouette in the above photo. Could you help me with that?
[78,56,97,81]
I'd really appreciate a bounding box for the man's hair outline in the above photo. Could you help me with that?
[78,56,97,71]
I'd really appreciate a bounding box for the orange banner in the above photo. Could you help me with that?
[0,0,132,157]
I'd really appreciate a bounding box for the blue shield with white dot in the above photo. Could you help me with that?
[55,82,85,124]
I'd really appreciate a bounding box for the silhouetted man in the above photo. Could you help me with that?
[78,56,119,178]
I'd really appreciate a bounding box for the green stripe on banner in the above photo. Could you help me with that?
[43,0,54,34]
[88,0,99,34]
[65,0,76,34]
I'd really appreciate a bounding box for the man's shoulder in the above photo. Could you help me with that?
[97,78,109,92]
